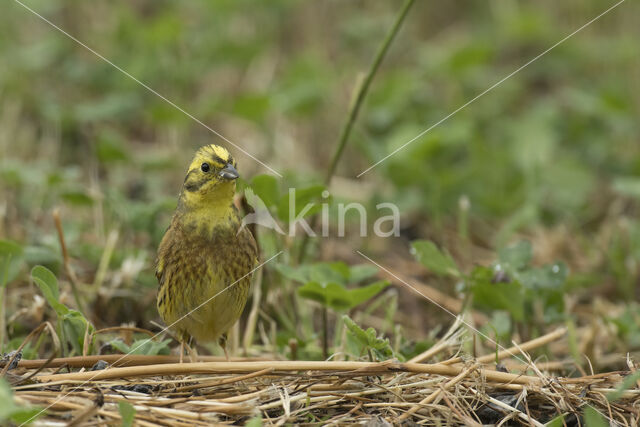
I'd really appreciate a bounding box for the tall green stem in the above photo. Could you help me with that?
[324,0,416,186]
[298,0,415,263]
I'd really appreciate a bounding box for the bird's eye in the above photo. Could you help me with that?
[201,163,210,172]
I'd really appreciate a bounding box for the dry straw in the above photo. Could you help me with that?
[5,324,639,425]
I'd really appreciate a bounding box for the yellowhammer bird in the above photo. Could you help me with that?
[156,144,258,360]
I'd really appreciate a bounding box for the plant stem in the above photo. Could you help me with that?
[297,0,416,263]
[53,209,86,315]
[324,0,415,186]
[0,255,9,353]
[322,306,328,360]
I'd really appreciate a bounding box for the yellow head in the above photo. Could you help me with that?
[178,144,239,213]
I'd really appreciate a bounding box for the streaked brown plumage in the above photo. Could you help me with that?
[156,144,257,356]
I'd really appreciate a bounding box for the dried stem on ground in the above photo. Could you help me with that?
[6,322,639,425]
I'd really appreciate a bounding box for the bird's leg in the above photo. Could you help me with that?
[179,340,185,364]
[219,333,230,361]
[186,336,198,363]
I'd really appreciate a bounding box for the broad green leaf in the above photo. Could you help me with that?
[135,339,171,356]
[108,340,131,354]
[544,415,565,427]
[0,240,24,285]
[488,311,512,342]
[469,266,524,321]
[309,262,349,285]
[278,262,378,288]
[345,281,389,308]
[498,240,532,271]
[63,310,94,354]
[517,262,568,290]
[277,185,325,223]
[245,416,263,427]
[10,408,43,425]
[472,281,525,321]
[298,280,388,311]
[31,266,68,316]
[61,190,94,206]
[411,240,459,277]
[96,130,129,163]
[613,177,640,198]
[343,315,393,360]
[583,405,608,427]
[0,379,42,424]
[251,174,280,208]
[343,315,369,346]
[277,262,351,286]
[110,339,171,356]
[275,264,311,284]
[232,93,270,122]
[24,246,61,273]
[349,264,379,283]
[0,379,16,421]
[298,282,352,310]
[118,401,136,427]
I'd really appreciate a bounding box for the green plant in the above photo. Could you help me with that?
[582,405,608,427]
[343,315,394,361]
[0,379,42,425]
[31,266,94,356]
[118,401,136,427]
[0,240,25,352]
[412,239,569,342]
[108,338,170,356]
[277,261,389,359]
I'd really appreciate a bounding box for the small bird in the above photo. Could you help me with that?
[156,144,258,360]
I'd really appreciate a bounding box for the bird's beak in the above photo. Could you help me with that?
[219,163,239,181]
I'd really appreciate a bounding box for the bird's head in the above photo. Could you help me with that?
[179,144,239,211]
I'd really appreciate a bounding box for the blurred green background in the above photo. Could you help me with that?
[0,0,639,363]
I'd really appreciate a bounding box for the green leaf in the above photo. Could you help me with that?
[277,262,354,286]
[62,310,94,354]
[498,240,532,271]
[488,311,512,342]
[232,93,270,122]
[298,282,352,310]
[613,176,640,198]
[607,370,640,402]
[10,408,43,425]
[0,239,24,285]
[345,281,390,308]
[96,130,129,163]
[544,415,565,427]
[517,262,568,290]
[276,185,325,223]
[309,262,349,285]
[250,174,280,208]
[298,280,389,311]
[245,416,262,427]
[31,266,68,316]
[118,401,136,427]
[349,264,379,283]
[0,379,42,424]
[411,240,459,277]
[469,266,525,321]
[583,405,608,427]
[24,246,61,273]
[343,315,393,360]
[60,190,94,206]
[275,263,311,284]
[109,339,171,356]
[343,315,370,347]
